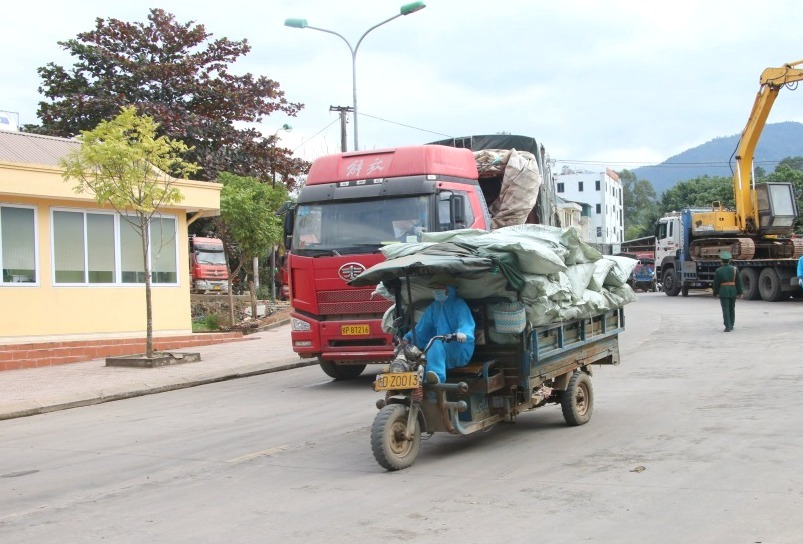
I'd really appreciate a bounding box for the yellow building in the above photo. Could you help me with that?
[0,130,230,370]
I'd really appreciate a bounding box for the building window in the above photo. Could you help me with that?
[595,203,601,214]
[120,215,178,284]
[596,226,602,238]
[578,181,584,192]
[557,182,564,193]
[595,180,600,191]
[0,205,37,284]
[52,209,178,285]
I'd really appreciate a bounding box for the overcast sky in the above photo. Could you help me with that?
[3,0,802,170]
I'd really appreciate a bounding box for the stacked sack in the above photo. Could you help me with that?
[376,225,638,335]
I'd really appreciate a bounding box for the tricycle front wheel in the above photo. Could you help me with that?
[371,404,420,471]
[560,371,594,426]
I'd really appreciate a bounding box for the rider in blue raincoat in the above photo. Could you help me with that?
[403,274,475,383]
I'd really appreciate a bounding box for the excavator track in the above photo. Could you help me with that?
[689,238,755,260]
[690,237,803,260]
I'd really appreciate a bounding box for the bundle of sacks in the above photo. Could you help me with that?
[375,224,638,339]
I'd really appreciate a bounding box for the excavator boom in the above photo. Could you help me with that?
[734,60,803,232]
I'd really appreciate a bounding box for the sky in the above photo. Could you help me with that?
[3,0,803,171]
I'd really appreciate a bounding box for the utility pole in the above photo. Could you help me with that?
[329,106,352,152]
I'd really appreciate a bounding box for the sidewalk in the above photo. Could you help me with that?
[0,322,316,421]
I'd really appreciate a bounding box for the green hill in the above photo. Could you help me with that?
[632,121,803,194]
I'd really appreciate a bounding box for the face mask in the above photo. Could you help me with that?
[432,289,448,302]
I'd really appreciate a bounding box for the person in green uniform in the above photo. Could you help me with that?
[712,250,743,332]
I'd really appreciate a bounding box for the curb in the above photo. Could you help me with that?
[241,317,291,336]
[0,356,318,421]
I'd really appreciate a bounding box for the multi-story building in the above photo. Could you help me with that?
[555,166,623,246]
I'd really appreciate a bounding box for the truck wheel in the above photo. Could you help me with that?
[681,284,689,297]
[740,268,760,300]
[662,269,680,297]
[560,371,594,426]
[371,404,420,471]
[319,360,366,380]
[758,267,783,302]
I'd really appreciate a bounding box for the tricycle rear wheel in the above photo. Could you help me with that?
[371,404,420,471]
[560,371,594,426]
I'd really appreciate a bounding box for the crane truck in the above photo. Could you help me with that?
[656,60,803,301]
[281,135,560,380]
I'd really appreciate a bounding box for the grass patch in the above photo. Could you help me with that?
[192,313,221,332]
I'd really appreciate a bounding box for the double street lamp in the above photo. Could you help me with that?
[285,2,426,151]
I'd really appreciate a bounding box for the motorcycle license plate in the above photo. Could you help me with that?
[374,372,420,391]
[341,324,369,335]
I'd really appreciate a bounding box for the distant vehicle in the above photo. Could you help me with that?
[189,236,229,294]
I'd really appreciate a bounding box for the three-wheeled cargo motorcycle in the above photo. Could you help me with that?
[354,265,625,471]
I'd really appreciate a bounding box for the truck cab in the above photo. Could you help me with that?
[285,145,487,379]
[189,236,229,294]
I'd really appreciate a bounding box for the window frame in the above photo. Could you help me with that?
[50,207,180,287]
[0,203,39,287]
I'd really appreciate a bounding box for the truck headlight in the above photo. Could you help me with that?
[291,317,311,332]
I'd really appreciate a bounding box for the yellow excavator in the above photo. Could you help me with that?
[689,60,803,261]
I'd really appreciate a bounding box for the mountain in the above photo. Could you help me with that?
[631,121,803,194]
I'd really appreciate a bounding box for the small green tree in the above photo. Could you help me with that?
[60,106,198,357]
[218,173,287,324]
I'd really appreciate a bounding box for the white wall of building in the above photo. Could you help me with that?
[555,167,623,245]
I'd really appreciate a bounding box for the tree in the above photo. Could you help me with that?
[660,175,733,213]
[32,8,307,186]
[60,106,198,358]
[619,169,659,239]
[217,173,288,324]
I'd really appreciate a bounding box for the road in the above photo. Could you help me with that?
[2,292,803,543]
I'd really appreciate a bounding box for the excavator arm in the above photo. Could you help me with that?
[734,60,803,232]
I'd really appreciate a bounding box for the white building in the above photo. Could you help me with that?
[555,167,623,245]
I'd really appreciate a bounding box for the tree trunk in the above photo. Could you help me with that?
[228,262,244,327]
[142,217,154,358]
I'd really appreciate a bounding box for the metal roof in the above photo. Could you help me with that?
[0,130,79,167]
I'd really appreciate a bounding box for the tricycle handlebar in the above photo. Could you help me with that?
[423,334,455,353]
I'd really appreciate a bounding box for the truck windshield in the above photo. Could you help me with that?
[294,196,429,254]
[196,250,226,265]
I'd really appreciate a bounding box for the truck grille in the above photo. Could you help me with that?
[316,289,393,316]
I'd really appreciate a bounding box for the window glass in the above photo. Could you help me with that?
[151,216,177,283]
[120,218,145,283]
[87,214,115,283]
[1,206,36,283]
[53,210,86,283]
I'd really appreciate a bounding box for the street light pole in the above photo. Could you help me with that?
[271,123,292,187]
[285,2,426,151]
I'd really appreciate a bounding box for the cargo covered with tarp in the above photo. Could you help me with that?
[350,225,638,338]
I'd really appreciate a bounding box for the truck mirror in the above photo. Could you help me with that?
[450,194,467,228]
[283,209,295,249]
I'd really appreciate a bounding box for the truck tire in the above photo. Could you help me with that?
[662,268,681,297]
[319,359,366,380]
[560,371,594,426]
[371,404,420,471]
[740,268,760,300]
[681,284,689,297]
[758,267,784,302]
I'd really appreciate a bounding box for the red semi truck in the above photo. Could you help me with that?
[282,135,559,379]
[189,236,229,294]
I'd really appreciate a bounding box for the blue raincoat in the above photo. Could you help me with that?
[403,286,475,382]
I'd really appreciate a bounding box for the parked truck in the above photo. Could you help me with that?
[282,135,560,380]
[656,61,803,300]
[189,236,229,294]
